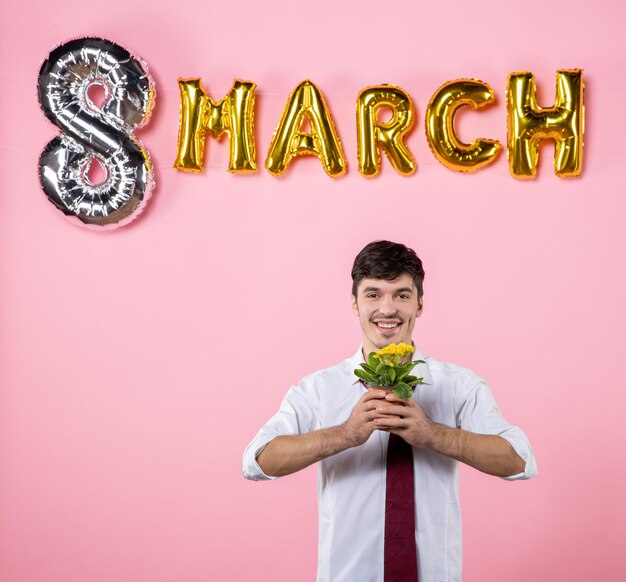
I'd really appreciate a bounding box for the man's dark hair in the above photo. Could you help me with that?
[351,240,425,299]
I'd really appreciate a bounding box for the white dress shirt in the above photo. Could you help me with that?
[243,346,537,582]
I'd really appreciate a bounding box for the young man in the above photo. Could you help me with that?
[243,240,536,582]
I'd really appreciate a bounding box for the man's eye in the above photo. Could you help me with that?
[398,294,409,299]
[366,293,379,299]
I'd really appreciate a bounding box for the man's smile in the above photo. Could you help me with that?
[373,320,402,330]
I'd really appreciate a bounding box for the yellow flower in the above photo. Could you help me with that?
[375,342,414,359]
[396,342,414,357]
[376,343,396,356]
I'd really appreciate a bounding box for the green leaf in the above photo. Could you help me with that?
[395,366,413,381]
[354,369,378,384]
[405,376,424,387]
[393,385,413,399]
[368,352,378,367]
[404,374,424,382]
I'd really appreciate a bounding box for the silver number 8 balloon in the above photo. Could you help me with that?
[38,38,155,229]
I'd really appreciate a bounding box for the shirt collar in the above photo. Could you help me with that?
[348,344,433,386]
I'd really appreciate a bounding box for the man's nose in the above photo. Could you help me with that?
[378,295,396,316]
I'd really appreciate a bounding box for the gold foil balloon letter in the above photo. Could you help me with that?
[507,70,584,179]
[265,80,346,178]
[426,80,501,172]
[357,85,416,177]
[175,79,257,173]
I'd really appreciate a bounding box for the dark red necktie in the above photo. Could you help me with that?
[384,433,418,581]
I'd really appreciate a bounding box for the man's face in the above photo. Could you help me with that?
[352,273,423,356]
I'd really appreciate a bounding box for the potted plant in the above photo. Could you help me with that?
[354,342,424,399]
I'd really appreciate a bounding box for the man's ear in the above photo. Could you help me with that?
[352,294,359,316]
[416,298,424,317]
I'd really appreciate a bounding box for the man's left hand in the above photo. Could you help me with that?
[375,393,527,477]
[373,393,435,448]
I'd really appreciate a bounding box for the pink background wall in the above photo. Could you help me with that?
[1,1,625,580]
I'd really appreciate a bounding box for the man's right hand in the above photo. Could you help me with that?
[342,389,390,447]
[257,389,399,477]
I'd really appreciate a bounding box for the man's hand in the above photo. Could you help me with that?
[342,389,389,447]
[374,393,526,478]
[373,393,435,447]
[257,389,389,478]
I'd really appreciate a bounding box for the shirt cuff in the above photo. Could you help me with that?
[498,433,538,481]
[242,435,280,481]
